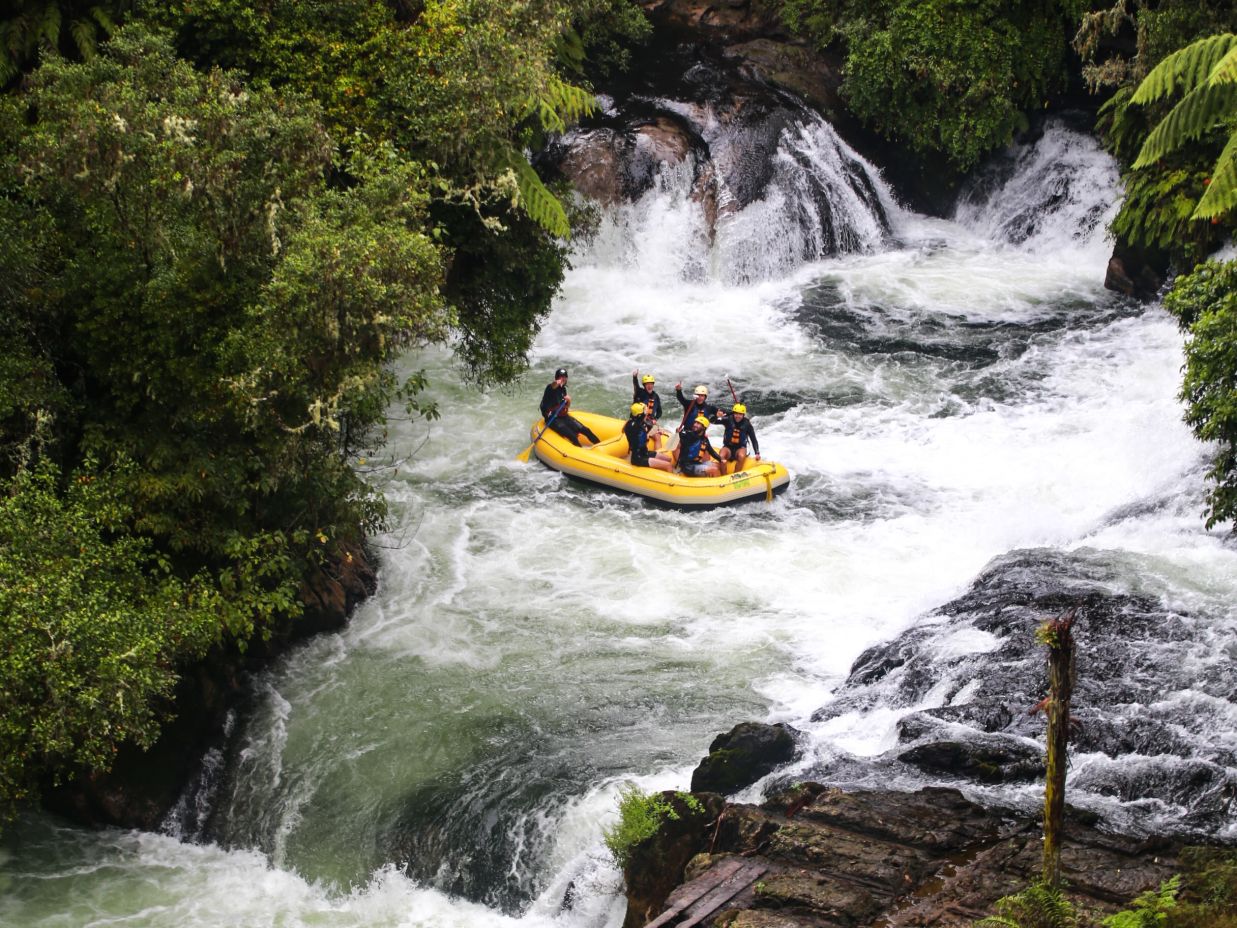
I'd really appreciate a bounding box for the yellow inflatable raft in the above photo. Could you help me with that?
[528,411,790,507]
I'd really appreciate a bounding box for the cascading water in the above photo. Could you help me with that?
[4,118,1236,928]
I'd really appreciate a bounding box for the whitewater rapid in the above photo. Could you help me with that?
[4,122,1235,928]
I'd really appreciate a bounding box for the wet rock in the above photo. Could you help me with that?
[692,722,802,793]
[623,791,725,928]
[801,548,1237,836]
[1105,252,1165,301]
[630,784,1184,928]
[898,736,1045,784]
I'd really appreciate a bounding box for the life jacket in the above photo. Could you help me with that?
[723,418,749,450]
[679,429,711,464]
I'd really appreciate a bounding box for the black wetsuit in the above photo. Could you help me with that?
[676,425,722,474]
[623,415,656,466]
[632,375,663,420]
[540,382,600,446]
[719,414,759,455]
[674,387,721,425]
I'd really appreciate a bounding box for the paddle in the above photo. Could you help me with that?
[667,379,696,455]
[726,376,739,404]
[516,399,568,462]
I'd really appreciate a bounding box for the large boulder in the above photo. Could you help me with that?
[692,721,801,793]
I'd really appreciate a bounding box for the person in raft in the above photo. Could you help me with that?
[632,370,663,421]
[540,367,601,447]
[623,403,673,472]
[674,382,723,425]
[718,402,760,474]
[674,414,723,477]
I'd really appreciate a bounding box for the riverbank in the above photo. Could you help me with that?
[41,542,377,832]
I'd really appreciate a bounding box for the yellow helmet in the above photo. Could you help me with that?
[732,403,747,415]
[631,402,646,416]
[695,415,711,428]
[693,385,708,396]
[641,374,655,384]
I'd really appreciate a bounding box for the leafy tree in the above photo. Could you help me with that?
[777,0,1085,171]
[1164,261,1237,531]
[0,26,454,809]
[141,0,621,381]
[0,461,220,809]
[2,26,446,602]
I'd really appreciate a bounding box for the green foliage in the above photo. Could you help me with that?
[1163,261,1237,530]
[776,0,1079,171]
[573,0,652,80]
[603,786,702,869]
[0,0,120,84]
[1123,33,1237,220]
[0,461,219,810]
[0,24,455,806]
[1075,1,1237,93]
[1103,877,1179,928]
[977,881,1079,928]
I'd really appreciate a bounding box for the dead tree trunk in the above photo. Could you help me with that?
[1037,609,1076,889]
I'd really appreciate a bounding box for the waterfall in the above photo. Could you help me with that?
[582,104,895,285]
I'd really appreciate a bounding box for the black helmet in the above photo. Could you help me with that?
[555,367,568,379]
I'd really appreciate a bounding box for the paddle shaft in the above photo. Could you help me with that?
[517,399,568,461]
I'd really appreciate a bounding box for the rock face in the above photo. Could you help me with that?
[43,542,377,831]
[540,5,892,267]
[799,548,1237,839]
[630,783,1184,927]
[692,722,802,793]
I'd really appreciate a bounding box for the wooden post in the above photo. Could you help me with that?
[1037,609,1076,890]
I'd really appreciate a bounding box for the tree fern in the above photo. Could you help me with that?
[38,2,61,50]
[1131,33,1237,221]
[1130,34,1237,105]
[1198,131,1237,218]
[1133,81,1237,167]
[524,75,595,135]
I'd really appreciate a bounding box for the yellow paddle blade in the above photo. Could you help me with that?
[516,442,534,462]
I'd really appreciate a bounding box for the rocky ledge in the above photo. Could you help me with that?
[624,781,1183,928]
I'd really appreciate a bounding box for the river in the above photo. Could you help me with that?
[3,120,1235,928]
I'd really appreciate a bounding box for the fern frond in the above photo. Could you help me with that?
[1131,33,1237,105]
[1194,131,1237,219]
[524,76,596,135]
[38,2,61,51]
[512,157,570,238]
[1132,81,1237,167]
[1208,46,1237,86]
[497,146,570,237]
[69,18,97,61]
[89,6,117,36]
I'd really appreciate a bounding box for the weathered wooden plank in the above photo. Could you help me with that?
[674,861,769,928]
[643,858,747,928]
